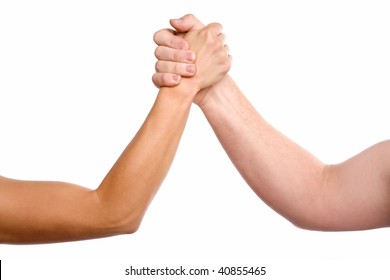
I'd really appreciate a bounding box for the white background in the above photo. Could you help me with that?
[1,0,390,279]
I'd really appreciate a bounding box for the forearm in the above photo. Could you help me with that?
[199,76,325,226]
[95,84,196,233]
[199,76,390,231]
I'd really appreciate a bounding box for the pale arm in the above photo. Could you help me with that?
[153,15,390,231]
[199,76,390,231]
[0,22,230,244]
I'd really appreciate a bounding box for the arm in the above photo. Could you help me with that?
[198,77,390,231]
[0,21,230,244]
[153,15,390,231]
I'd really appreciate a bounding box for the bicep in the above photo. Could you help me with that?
[0,176,105,244]
[321,140,390,230]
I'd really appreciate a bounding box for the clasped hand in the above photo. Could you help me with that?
[152,14,231,101]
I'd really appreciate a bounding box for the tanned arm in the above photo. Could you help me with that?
[0,20,230,244]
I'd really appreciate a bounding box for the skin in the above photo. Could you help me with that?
[153,14,390,231]
[0,20,231,244]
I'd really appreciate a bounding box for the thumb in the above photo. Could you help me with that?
[170,14,205,32]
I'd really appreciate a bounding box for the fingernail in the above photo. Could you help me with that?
[171,18,184,25]
[178,42,188,49]
[186,65,196,74]
[186,52,195,61]
[172,74,180,81]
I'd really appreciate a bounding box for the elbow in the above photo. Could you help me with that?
[119,217,142,235]
[94,204,143,236]
[285,204,347,232]
[93,190,145,236]
[289,217,334,232]
[289,165,339,232]
[283,201,343,232]
[97,215,142,236]
[282,200,341,231]
[288,215,374,232]
[103,211,144,236]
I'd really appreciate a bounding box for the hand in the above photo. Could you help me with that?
[181,22,231,92]
[152,28,197,87]
[153,14,231,91]
[152,14,206,88]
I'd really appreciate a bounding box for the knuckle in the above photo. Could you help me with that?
[152,74,160,87]
[172,50,180,62]
[155,61,162,72]
[169,37,179,49]
[154,47,161,59]
[185,14,195,21]
[168,37,175,48]
[174,63,182,73]
[153,30,162,44]
[154,29,176,47]
[204,31,214,44]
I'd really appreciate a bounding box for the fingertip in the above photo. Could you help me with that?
[152,73,161,88]
[171,14,205,32]
[187,50,196,62]
[172,74,181,82]
[186,65,196,75]
[170,17,186,32]
[170,18,184,24]
[153,73,180,88]
[163,74,181,87]
[164,74,181,87]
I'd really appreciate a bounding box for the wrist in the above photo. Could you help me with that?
[197,75,236,110]
[159,79,199,102]
[180,77,201,96]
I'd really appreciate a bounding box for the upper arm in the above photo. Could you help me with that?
[0,176,108,244]
[318,140,390,230]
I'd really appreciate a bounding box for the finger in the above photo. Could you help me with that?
[152,73,181,88]
[154,46,196,63]
[153,28,189,49]
[155,61,196,77]
[170,14,205,32]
